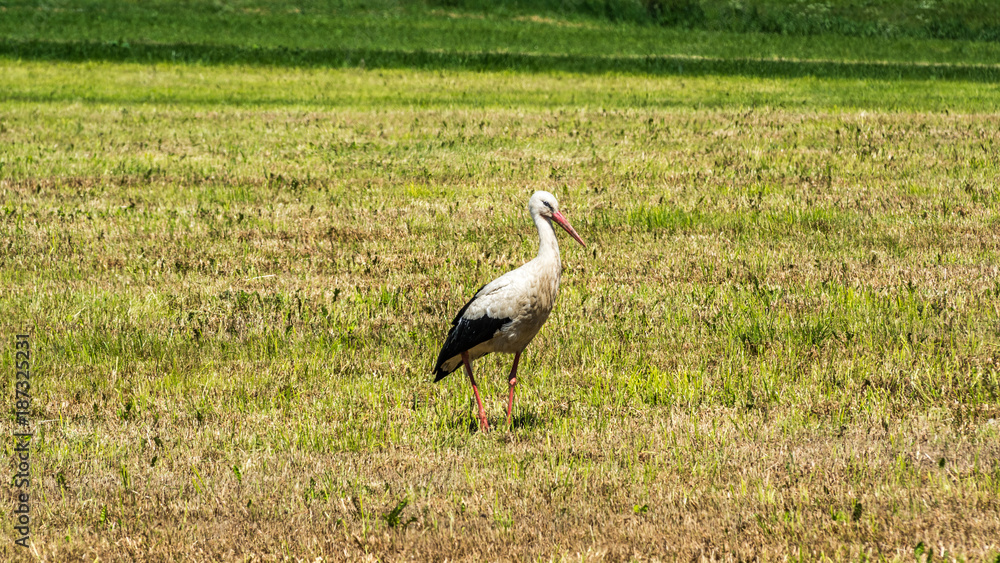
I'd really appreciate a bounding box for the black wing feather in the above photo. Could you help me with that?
[433,286,511,381]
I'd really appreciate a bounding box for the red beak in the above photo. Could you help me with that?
[551,211,586,247]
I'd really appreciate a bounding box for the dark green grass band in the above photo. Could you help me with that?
[3,38,999,83]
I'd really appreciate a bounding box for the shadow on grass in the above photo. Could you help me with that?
[510,407,547,431]
[2,38,999,83]
[446,406,548,434]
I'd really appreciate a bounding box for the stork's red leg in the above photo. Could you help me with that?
[461,351,490,432]
[506,351,521,428]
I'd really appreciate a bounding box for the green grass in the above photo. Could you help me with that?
[2,1,1000,561]
[4,0,1000,70]
[431,0,1000,41]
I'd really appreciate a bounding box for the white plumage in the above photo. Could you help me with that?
[433,191,585,432]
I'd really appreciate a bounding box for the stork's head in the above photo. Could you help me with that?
[529,191,586,247]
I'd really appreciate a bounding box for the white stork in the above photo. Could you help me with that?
[433,190,586,432]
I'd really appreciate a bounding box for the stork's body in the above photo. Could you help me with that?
[433,191,585,432]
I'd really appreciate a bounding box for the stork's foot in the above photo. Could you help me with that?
[505,352,522,430]
[505,376,517,429]
[470,399,490,433]
[462,351,490,433]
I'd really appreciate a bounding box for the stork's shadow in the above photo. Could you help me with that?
[446,407,548,434]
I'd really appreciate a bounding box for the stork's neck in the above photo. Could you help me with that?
[533,212,561,265]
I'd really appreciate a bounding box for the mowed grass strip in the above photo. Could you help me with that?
[2,44,1000,563]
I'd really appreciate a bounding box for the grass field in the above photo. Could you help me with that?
[2,1,1000,561]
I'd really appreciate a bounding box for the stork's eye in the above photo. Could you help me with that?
[543,201,554,212]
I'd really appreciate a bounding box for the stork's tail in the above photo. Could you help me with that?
[432,355,461,382]
[433,366,450,382]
